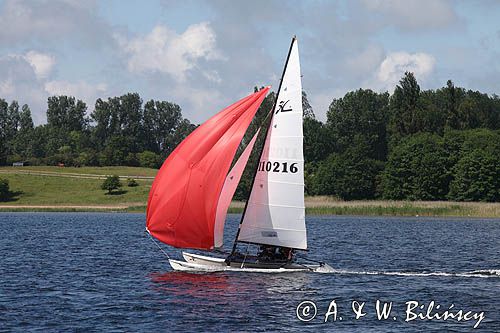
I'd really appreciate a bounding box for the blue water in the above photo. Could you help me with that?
[0,213,499,332]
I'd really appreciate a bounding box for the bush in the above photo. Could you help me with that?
[0,178,10,200]
[75,151,97,167]
[138,151,160,169]
[101,175,122,194]
[125,153,139,167]
[127,178,139,187]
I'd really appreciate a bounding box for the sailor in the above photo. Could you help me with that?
[276,247,294,262]
[257,245,276,261]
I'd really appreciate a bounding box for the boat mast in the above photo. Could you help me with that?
[230,36,297,255]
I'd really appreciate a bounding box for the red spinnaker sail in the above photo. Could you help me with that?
[146,87,269,250]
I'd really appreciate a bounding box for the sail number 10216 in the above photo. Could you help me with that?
[258,160,298,173]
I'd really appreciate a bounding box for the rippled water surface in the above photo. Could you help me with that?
[1,213,499,332]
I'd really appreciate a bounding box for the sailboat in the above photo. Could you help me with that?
[146,37,332,273]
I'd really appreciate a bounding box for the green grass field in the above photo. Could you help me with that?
[1,167,499,217]
[0,165,158,177]
[0,166,152,208]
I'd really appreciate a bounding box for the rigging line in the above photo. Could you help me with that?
[145,229,171,259]
[240,243,251,269]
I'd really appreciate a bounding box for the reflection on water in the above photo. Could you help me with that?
[150,271,315,300]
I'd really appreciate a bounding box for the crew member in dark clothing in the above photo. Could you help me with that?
[276,247,294,262]
[258,245,276,261]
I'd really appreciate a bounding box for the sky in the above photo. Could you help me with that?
[0,0,499,124]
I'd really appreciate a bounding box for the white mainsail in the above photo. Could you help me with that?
[237,38,306,250]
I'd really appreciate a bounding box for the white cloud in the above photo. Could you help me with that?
[120,22,224,82]
[24,51,56,79]
[368,52,436,91]
[44,80,108,109]
[0,52,108,123]
[0,78,15,96]
[0,54,49,123]
[345,44,385,77]
[171,84,225,120]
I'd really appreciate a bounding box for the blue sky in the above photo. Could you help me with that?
[0,0,499,124]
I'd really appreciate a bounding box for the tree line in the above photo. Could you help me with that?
[1,73,499,202]
[0,93,196,169]
[303,73,500,202]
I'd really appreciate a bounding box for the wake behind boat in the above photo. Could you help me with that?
[146,36,332,273]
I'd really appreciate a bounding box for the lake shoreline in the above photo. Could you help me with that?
[1,199,499,217]
[1,167,499,217]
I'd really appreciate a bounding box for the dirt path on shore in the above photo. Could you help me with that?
[0,204,145,210]
[0,170,154,180]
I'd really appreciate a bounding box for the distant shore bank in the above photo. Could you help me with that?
[1,166,499,217]
[2,199,500,218]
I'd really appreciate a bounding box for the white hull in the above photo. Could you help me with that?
[169,252,334,273]
[182,252,226,267]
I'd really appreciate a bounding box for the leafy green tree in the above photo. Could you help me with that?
[6,101,20,138]
[13,104,34,158]
[91,97,114,146]
[464,90,498,129]
[165,119,197,157]
[415,90,447,134]
[0,100,23,164]
[118,93,143,151]
[47,96,87,132]
[91,93,194,166]
[0,178,10,200]
[143,100,183,154]
[101,175,122,194]
[444,80,459,129]
[444,129,500,168]
[74,150,97,167]
[388,72,421,140]
[303,117,332,164]
[0,99,9,164]
[455,97,479,130]
[383,133,450,200]
[45,96,89,162]
[327,89,389,160]
[19,104,33,131]
[302,91,315,119]
[98,135,132,166]
[448,149,500,202]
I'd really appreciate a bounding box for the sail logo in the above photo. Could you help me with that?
[275,100,292,114]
